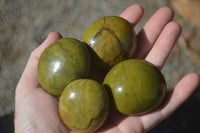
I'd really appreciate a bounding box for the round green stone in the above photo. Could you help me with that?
[59,79,109,133]
[82,16,136,71]
[103,59,167,115]
[37,38,91,96]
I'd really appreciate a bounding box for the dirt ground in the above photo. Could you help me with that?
[0,0,199,132]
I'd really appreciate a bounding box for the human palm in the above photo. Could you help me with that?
[15,4,200,133]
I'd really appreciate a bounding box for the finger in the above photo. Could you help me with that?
[120,4,144,27]
[120,4,144,58]
[32,32,63,59]
[135,7,174,59]
[160,73,200,119]
[145,22,181,69]
[17,32,62,88]
[140,73,200,131]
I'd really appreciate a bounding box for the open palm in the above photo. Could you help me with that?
[15,4,200,133]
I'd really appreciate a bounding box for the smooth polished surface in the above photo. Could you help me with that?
[103,59,167,115]
[37,38,91,96]
[82,16,136,71]
[59,79,109,133]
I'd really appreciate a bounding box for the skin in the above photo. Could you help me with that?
[15,4,200,133]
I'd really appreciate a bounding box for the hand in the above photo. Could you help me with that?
[15,4,200,133]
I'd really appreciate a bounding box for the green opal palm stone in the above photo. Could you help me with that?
[82,16,136,71]
[59,79,109,133]
[37,38,91,96]
[103,59,167,115]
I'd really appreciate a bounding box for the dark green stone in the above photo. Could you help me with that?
[82,16,136,71]
[59,79,109,133]
[37,38,91,96]
[103,59,167,115]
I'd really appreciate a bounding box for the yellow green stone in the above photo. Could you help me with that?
[37,38,91,96]
[82,16,136,71]
[59,79,109,133]
[103,59,167,115]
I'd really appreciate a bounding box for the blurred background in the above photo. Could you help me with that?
[0,0,200,132]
